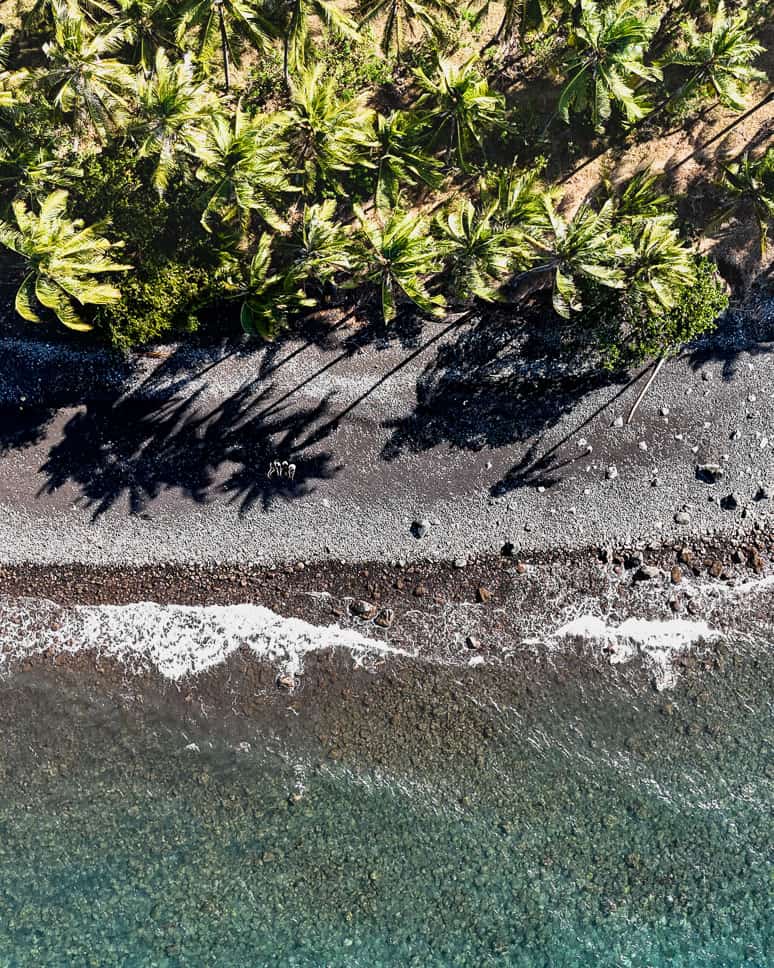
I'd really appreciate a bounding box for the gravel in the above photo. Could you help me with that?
[0,297,772,567]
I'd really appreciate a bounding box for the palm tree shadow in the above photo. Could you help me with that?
[381,309,627,492]
[37,380,340,520]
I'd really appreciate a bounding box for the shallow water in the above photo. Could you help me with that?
[0,619,771,966]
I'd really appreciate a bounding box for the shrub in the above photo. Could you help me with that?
[577,256,729,369]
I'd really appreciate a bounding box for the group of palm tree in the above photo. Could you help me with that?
[0,0,769,345]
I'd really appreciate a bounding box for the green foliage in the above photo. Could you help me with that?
[95,258,214,346]
[579,256,728,367]
[352,205,445,322]
[668,1,766,111]
[358,0,456,58]
[0,0,765,357]
[0,189,130,330]
[557,0,661,131]
[413,56,509,170]
[715,148,774,254]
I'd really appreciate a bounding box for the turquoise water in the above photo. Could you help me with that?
[0,648,771,967]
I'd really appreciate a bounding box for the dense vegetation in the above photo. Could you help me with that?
[0,0,771,360]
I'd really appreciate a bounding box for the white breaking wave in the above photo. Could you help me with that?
[548,614,720,690]
[0,599,411,685]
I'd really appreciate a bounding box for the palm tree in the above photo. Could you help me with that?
[0,143,84,205]
[625,217,696,315]
[176,0,276,91]
[280,0,358,85]
[472,0,556,55]
[715,149,774,254]
[603,166,672,221]
[413,56,509,170]
[195,107,295,234]
[0,189,131,331]
[557,0,661,132]
[479,163,551,232]
[667,2,765,112]
[519,196,626,317]
[116,0,178,71]
[351,205,445,322]
[39,4,135,137]
[436,198,530,302]
[284,199,352,289]
[287,65,376,196]
[235,232,315,340]
[133,48,217,194]
[374,111,444,211]
[358,0,455,59]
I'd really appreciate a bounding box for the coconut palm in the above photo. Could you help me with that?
[557,0,661,131]
[235,232,316,339]
[374,111,444,211]
[472,0,557,55]
[0,189,130,331]
[715,149,774,254]
[39,4,135,136]
[116,0,178,71]
[176,0,276,91]
[287,65,376,196]
[436,198,530,302]
[479,164,551,233]
[625,217,696,314]
[351,205,445,322]
[668,2,765,112]
[0,144,84,205]
[133,48,217,194]
[521,196,626,317]
[603,166,672,222]
[284,199,352,288]
[280,0,358,85]
[414,56,509,170]
[195,107,295,234]
[359,0,455,59]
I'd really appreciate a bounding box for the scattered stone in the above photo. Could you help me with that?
[754,484,770,501]
[669,596,681,613]
[524,522,532,532]
[612,416,624,428]
[465,635,482,650]
[651,477,662,487]
[674,511,690,525]
[624,554,643,569]
[374,608,394,628]
[660,406,670,417]
[606,465,618,480]
[277,675,295,690]
[670,565,683,584]
[696,463,724,483]
[720,493,739,511]
[749,550,765,574]
[351,599,378,619]
[701,370,712,381]
[638,441,648,451]
[515,561,527,575]
[599,546,613,564]
[634,565,660,581]
[731,429,741,440]
[413,584,428,597]
[732,549,745,564]
[501,541,515,557]
[411,519,431,539]
[454,557,467,569]
[476,586,491,604]
[708,561,723,578]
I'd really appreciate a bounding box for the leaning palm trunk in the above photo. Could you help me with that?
[217,0,230,91]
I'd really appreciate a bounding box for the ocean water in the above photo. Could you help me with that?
[0,601,771,967]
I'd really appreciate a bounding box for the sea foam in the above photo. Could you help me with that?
[549,614,719,690]
[0,599,410,685]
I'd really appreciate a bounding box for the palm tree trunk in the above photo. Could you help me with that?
[217,1,230,92]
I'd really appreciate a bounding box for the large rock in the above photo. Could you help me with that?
[696,463,724,483]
